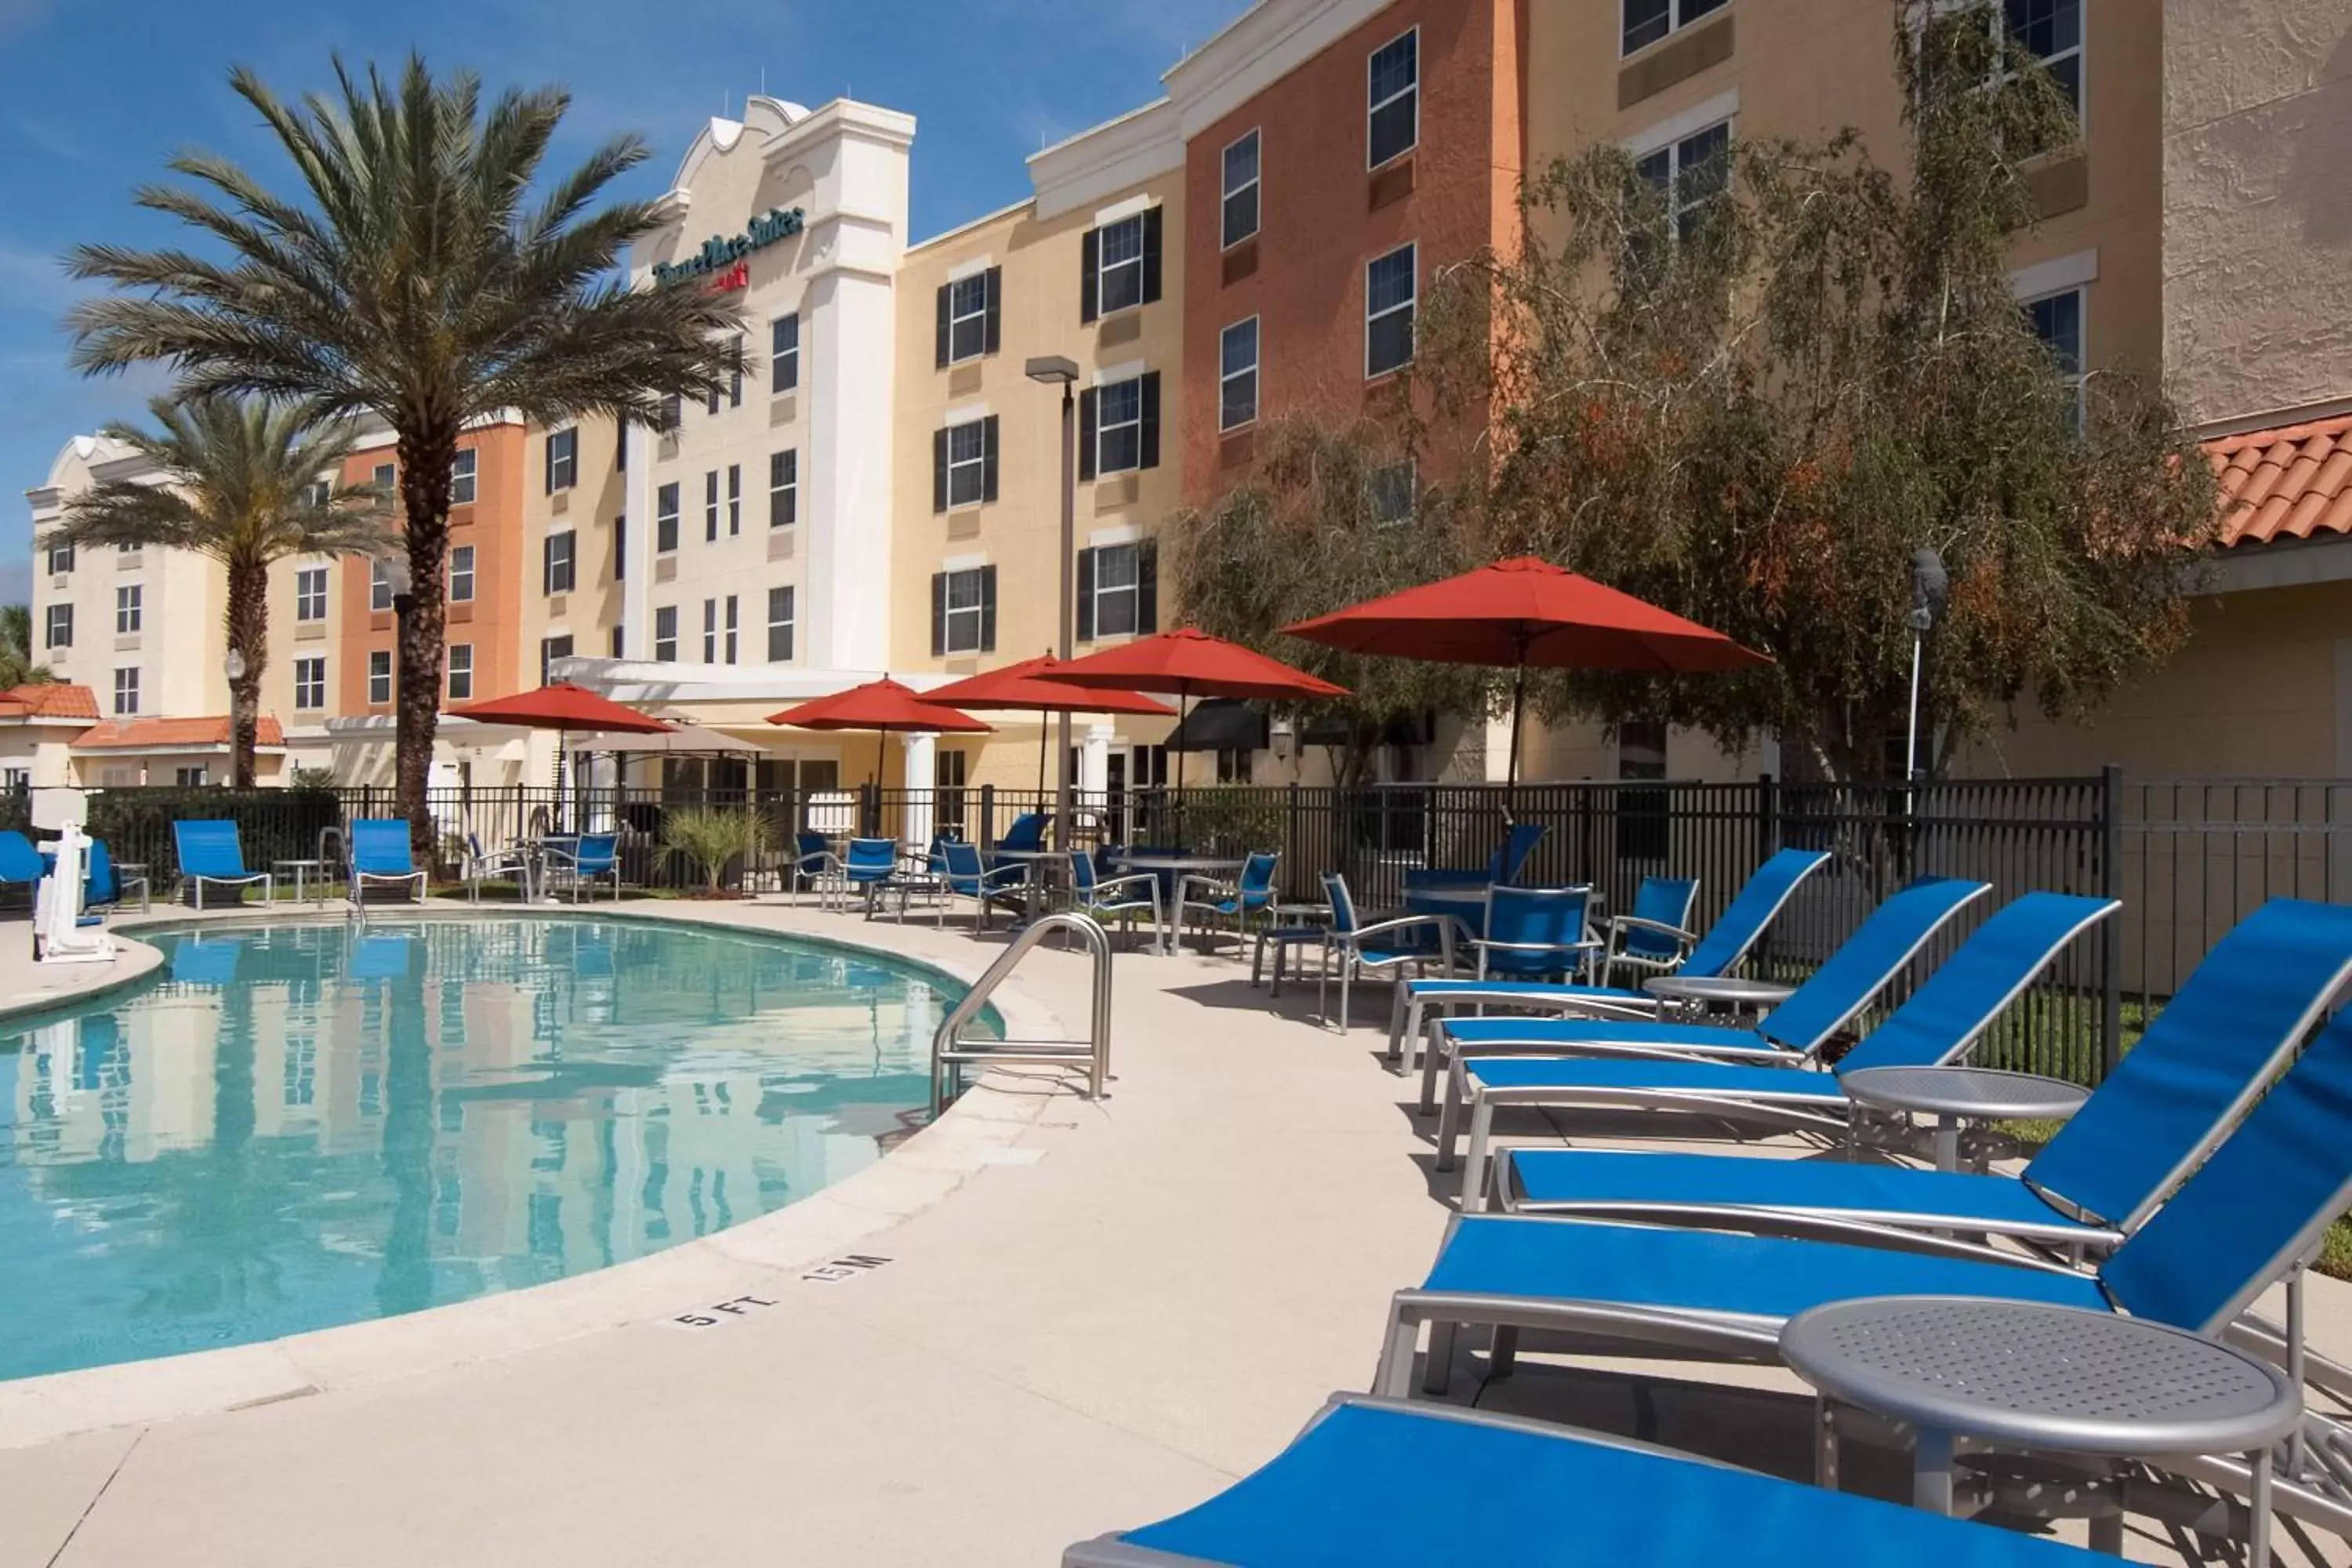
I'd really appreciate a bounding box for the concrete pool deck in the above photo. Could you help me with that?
[2,897,2349,1565]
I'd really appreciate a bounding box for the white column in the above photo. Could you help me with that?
[1080,724,1112,829]
[901,730,937,848]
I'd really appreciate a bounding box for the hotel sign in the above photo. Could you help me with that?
[652,206,806,288]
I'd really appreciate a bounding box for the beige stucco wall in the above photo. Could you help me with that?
[2162,0,2352,427]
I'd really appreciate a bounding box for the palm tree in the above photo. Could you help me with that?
[0,605,54,690]
[65,56,742,854]
[48,394,392,786]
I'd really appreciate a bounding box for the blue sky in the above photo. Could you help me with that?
[0,0,1240,603]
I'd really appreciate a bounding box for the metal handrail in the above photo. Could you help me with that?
[931,912,1114,1115]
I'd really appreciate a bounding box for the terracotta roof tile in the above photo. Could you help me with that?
[71,714,287,750]
[2206,413,2352,548]
[0,682,100,720]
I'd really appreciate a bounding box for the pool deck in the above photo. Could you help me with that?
[2,897,2350,1566]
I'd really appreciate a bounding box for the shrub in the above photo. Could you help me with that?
[659,806,773,895]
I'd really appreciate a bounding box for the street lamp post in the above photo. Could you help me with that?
[1025,354,1081,849]
[1904,547,1948,787]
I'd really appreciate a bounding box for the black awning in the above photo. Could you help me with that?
[1164,698,1270,753]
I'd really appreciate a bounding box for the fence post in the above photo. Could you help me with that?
[2099,764,2122,1077]
[1285,782,1301,897]
[978,783,996,851]
[1756,771,1778,861]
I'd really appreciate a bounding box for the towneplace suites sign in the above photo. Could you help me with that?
[652,206,807,289]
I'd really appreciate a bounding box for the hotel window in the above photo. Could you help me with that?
[446,644,474,701]
[1634,121,1731,253]
[1079,372,1160,479]
[1369,460,1417,524]
[371,558,395,612]
[112,666,139,716]
[1621,0,1728,56]
[767,586,795,662]
[655,605,678,662]
[614,514,626,579]
[938,270,1001,366]
[115,583,142,635]
[1219,318,1259,432]
[448,543,475,603]
[1367,28,1418,169]
[934,416,998,510]
[660,392,684,430]
[609,625,626,659]
[930,565,996,656]
[702,598,718,662]
[1365,243,1417,379]
[45,603,71,649]
[724,594,739,662]
[296,566,328,622]
[540,635,573,685]
[1998,0,2082,120]
[726,463,742,535]
[769,449,798,528]
[294,655,326,711]
[299,478,333,510]
[1080,208,1162,322]
[450,448,477,505]
[2026,286,2085,430]
[45,540,73,575]
[656,482,680,552]
[1221,130,1261,248]
[771,314,800,393]
[545,427,578,492]
[704,470,720,542]
[368,649,392,705]
[1076,540,1156,641]
[543,529,576,595]
[372,461,395,493]
[728,335,744,408]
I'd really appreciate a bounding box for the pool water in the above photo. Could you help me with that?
[0,917,981,1381]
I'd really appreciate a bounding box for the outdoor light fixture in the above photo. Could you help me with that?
[1028,355,1082,847]
[1906,547,1949,785]
[1024,354,1080,386]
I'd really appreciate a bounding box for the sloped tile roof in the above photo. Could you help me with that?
[71,714,287,751]
[0,682,100,721]
[2207,413,2352,548]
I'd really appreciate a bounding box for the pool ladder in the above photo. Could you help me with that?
[931,913,1113,1116]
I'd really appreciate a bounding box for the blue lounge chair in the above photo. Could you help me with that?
[84,839,148,916]
[171,819,273,909]
[841,836,900,916]
[1388,846,1831,1064]
[348,818,426,903]
[939,839,1030,931]
[0,830,45,905]
[1416,875,1988,1115]
[1438,891,2118,1207]
[985,811,1052,877]
[1179,850,1280,954]
[541,832,620,903]
[1468,885,1597,982]
[1499,897,2352,1250]
[1071,848,1164,952]
[1066,1395,2102,1567]
[1403,819,1548,894]
[1320,872,1458,1036]
[1596,873,1700,985]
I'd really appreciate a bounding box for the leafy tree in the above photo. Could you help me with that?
[66,56,742,853]
[0,605,55,690]
[1420,2,2216,782]
[1169,416,1490,786]
[47,394,392,786]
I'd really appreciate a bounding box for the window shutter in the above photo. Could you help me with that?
[983,267,1003,355]
[932,427,949,514]
[1139,371,1162,470]
[1080,227,1100,324]
[981,416,1000,503]
[1138,537,1160,634]
[979,565,998,653]
[935,283,951,369]
[1076,548,1098,641]
[1078,388,1098,481]
[542,535,554,595]
[1141,205,1163,305]
[543,434,556,495]
[930,573,947,658]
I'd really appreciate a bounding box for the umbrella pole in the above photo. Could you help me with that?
[1037,708,1048,797]
[1504,661,1526,822]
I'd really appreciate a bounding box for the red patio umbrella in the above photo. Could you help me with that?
[448,681,676,827]
[1046,627,1348,793]
[764,676,993,797]
[1279,556,1769,789]
[927,655,1175,793]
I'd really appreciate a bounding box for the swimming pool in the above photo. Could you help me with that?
[0,916,983,1382]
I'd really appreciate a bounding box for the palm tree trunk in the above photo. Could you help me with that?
[223,561,269,789]
[394,422,456,866]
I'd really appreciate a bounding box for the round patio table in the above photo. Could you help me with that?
[1117,855,1245,954]
[1780,1295,2299,1563]
[273,857,330,906]
[1643,974,1795,1014]
[990,847,1072,924]
[1839,1065,2090,1172]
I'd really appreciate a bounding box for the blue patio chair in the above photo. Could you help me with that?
[84,839,148,916]
[0,830,45,906]
[1417,875,1988,1115]
[541,832,620,903]
[1439,891,2119,1208]
[1178,850,1279,955]
[939,840,1030,931]
[1070,848,1164,952]
[1388,846,1832,1065]
[1468,884,1598,982]
[171,819,273,909]
[791,829,844,909]
[348,818,426,903]
[841,836,901,917]
[1597,873,1700,986]
[1499,896,2352,1252]
[1066,1395,2104,1568]
[985,811,1052,877]
[460,832,535,903]
[1320,872,1459,1036]
[1403,820,1548,894]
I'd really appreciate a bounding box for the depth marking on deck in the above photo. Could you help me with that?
[662,1257,894,1329]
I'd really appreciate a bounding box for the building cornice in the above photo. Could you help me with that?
[1028,99,1184,222]
[1160,0,1402,140]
